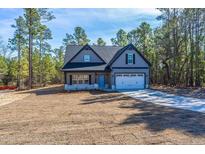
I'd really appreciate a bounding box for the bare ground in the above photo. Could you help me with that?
[0,85,205,144]
[0,85,61,107]
[0,90,31,107]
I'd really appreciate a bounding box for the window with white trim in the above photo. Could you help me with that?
[128,53,133,64]
[84,55,91,62]
[72,75,89,84]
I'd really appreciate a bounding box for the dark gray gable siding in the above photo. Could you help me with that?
[63,45,82,65]
[63,45,122,65]
[68,44,106,64]
[62,45,122,71]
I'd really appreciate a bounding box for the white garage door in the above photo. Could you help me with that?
[115,73,145,90]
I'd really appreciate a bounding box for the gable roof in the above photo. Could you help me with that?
[63,44,122,65]
[62,44,151,71]
[108,44,151,66]
[67,44,106,64]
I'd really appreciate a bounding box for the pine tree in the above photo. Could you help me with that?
[73,27,90,45]
[96,38,106,46]
[111,29,128,46]
[8,16,27,89]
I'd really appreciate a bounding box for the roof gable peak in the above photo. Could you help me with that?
[67,44,106,64]
[108,43,151,66]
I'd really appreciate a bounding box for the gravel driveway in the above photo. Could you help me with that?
[122,89,205,113]
[0,86,205,144]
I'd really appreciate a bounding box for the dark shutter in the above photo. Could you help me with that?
[89,75,91,84]
[125,54,128,64]
[64,72,67,84]
[69,75,72,85]
[133,54,135,64]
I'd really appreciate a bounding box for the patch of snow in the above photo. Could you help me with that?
[121,89,205,113]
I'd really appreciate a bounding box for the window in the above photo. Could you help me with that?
[116,74,122,77]
[72,75,89,84]
[128,53,133,64]
[84,55,90,62]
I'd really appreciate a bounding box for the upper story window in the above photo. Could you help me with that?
[127,53,134,64]
[84,55,91,62]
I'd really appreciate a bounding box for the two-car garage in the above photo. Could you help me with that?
[115,73,145,90]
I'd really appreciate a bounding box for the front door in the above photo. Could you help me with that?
[98,74,105,88]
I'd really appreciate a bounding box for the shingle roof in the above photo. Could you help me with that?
[63,45,122,65]
[62,45,122,71]
[62,44,150,72]
[63,45,83,65]
[91,46,122,63]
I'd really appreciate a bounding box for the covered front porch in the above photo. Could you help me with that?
[64,71,111,91]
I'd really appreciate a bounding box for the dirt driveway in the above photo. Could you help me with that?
[0,85,205,144]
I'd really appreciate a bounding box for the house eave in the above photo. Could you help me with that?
[61,69,110,72]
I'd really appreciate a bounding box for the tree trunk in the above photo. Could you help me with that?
[189,23,194,87]
[39,39,42,86]
[162,60,171,85]
[28,9,33,89]
[17,39,21,90]
[177,57,188,84]
[195,9,201,87]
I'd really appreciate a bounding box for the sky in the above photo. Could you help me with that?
[0,8,162,49]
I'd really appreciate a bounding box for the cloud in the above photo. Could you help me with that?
[0,9,23,44]
[50,8,161,26]
[136,8,161,15]
[0,19,15,43]
[47,8,161,47]
[0,8,161,48]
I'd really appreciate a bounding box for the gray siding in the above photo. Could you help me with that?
[64,48,150,90]
[71,49,103,63]
[110,49,150,88]
[111,49,149,68]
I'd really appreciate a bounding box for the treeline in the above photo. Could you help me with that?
[110,8,205,87]
[0,9,63,89]
[0,8,205,89]
[153,8,205,87]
